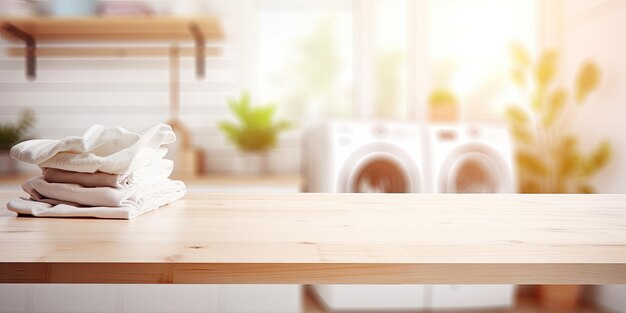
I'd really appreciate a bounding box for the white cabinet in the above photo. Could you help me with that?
[0,284,301,313]
[312,285,516,311]
[122,285,218,313]
[0,284,27,313]
[313,285,425,311]
[217,285,301,313]
[427,285,516,310]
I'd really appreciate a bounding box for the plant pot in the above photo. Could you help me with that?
[0,151,18,174]
[233,152,270,176]
[538,285,582,312]
[429,103,458,122]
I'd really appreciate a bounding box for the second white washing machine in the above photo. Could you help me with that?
[426,123,516,194]
[424,123,517,310]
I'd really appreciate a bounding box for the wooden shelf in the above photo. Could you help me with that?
[0,17,223,42]
[1,193,625,284]
[0,16,224,79]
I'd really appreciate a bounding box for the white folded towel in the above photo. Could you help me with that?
[42,159,174,188]
[10,123,176,175]
[8,179,186,219]
[24,176,140,207]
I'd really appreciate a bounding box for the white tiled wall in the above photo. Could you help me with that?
[0,0,300,175]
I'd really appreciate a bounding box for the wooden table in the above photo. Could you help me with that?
[1,192,625,284]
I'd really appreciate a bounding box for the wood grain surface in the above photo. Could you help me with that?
[0,192,625,284]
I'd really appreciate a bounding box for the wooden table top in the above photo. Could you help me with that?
[1,192,625,284]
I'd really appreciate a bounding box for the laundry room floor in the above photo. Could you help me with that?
[303,286,609,313]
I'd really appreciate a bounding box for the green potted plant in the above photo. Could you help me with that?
[506,44,610,312]
[219,91,291,175]
[0,109,35,174]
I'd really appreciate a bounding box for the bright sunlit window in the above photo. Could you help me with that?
[256,2,353,120]
[429,0,537,120]
[374,0,407,120]
[255,0,537,122]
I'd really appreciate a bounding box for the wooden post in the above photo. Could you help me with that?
[188,22,206,80]
[169,44,180,121]
[168,43,196,177]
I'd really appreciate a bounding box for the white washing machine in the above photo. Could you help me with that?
[304,122,518,311]
[302,121,426,194]
[426,123,517,311]
[303,121,428,311]
[426,124,516,194]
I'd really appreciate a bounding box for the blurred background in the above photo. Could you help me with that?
[0,0,625,312]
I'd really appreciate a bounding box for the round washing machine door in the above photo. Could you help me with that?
[338,144,421,193]
[439,146,512,193]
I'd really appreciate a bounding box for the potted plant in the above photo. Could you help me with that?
[429,88,459,122]
[0,109,35,174]
[506,44,610,312]
[219,91,291,175]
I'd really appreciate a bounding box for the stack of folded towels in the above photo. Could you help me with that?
[6,123,186,219]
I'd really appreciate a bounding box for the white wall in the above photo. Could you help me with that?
[559,1,626,310]
[0,0,300,175]
[560,0,626,193]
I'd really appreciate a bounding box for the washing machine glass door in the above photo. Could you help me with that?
[351,157,408,193]
[444,152,506,193]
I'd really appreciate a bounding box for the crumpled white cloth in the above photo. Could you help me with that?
[8,179,186,219]
[42,159,174,188]
[10,123,176,175]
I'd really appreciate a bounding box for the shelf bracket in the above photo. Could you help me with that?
[188,22,205,80]
[1,23,36,80]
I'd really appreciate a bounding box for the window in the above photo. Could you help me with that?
[374,0,407,119]
[253,0,537,122]
[428,0,537,120]
[256,1,353,120]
